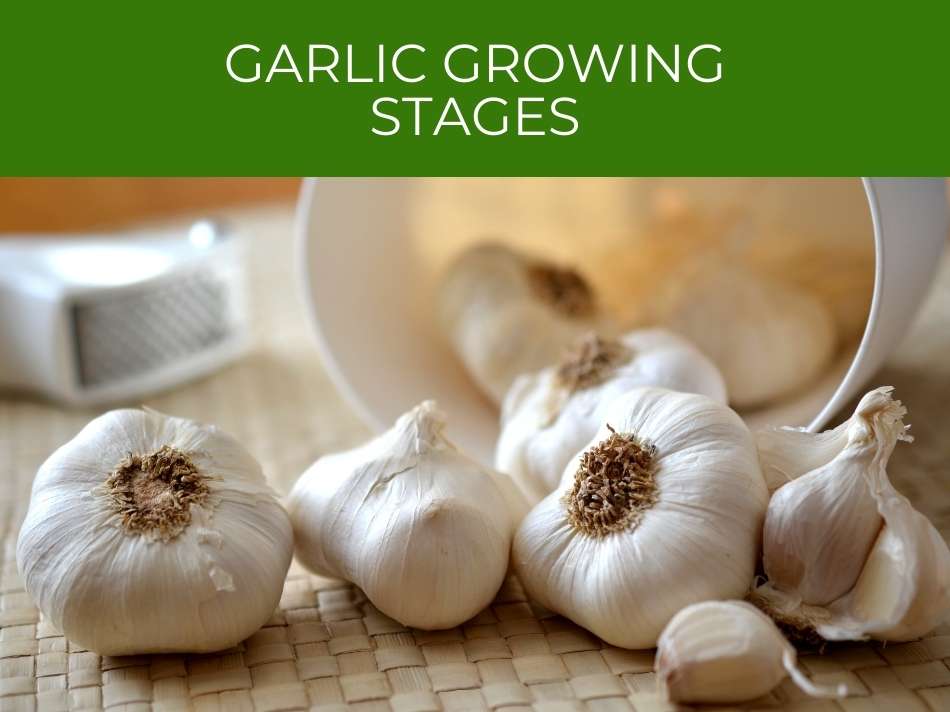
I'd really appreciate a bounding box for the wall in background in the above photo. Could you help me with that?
[0,178,300,232]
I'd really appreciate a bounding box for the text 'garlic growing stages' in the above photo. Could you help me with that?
[288,401,526,630]
[16,409,293,656]
[658,264,835,408]
[754,387,950,642]
[513,387,768,649]
[438,243,611,405]
[496,329,726,503]
[656,601,845,705]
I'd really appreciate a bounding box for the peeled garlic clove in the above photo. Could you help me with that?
[513,387,768,649]
[656,600,845,705]
[439,243,611,404]
[16,409,293,655]
[762,387,910,606]
[657,263,835,408]
[495,329,727,503]
[288,401,524,630]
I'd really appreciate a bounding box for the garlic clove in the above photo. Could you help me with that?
[288,401,525,630]
[439,243,611,405]
[761,387,911,606]
[656,600,845,705]
[495,329,727,504]
[513,387,768,649]
[656,262,836,409]
[16,408,293,656]
[755,386,950,642]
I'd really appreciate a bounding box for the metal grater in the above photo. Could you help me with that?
[0,221,248,405]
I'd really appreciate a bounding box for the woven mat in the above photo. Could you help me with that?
[1,205,949,712]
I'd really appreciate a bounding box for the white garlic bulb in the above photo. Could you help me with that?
[656,600,845,705]
[657,263,836,408]
[288,401,526,630]
[438,243,611,405]
[754,387,950,641]
[16,409,293,656]
[496,329,727,503]
[513,387,768,649]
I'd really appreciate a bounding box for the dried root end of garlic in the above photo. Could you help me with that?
[288,400,525,631]
[656,600,846,705]
[16,408,293,656]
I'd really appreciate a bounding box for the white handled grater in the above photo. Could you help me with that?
[0,220,249,406]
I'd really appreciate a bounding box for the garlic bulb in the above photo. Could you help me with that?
[438,243,611,405]
[512,387,768,649]
[754,387,950,641]
[288,401,526,630]
[657,263,836,408]
[496,329,727,503]
[16,409,293,656]
[656,600,845,704]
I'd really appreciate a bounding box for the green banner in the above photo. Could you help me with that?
[2,2,949,175]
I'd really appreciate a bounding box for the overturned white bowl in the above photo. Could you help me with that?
[297,178,947,462]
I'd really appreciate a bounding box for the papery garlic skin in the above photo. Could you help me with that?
[656,601,844,704]
[496,329,727,503]
[658,264,835,408]
[16,409,293,656]
[513,387,767,649]
[755,386,950,642]
[288,401,524,630]
[439,243,610,405]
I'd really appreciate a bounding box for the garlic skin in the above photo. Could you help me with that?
[16,409,293,656]
[439,243,610,405]
[513,387,768,649]
[658,264,836,408]
[288,401,525,630]
[496,329,727,503]
[755,387,950,641]
[656,601,844,704]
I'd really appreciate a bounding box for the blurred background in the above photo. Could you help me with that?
[0,178,300,231]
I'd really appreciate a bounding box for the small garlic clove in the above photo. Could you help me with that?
[288,401,525,630]
[438,243,612,405]
[761,387,910,606]
[495,328,727,504]
[656,600,845,705]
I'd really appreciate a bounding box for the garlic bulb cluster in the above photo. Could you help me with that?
[438,243,611,404]
[656,601,845,705]
[16,409,293,656]
[288,401,526,630]
[513,387,768,649]
[754,387,950,642]
[656,263,836,408]
[496,329,727,502]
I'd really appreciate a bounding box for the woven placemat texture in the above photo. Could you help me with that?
[1,206,949,712]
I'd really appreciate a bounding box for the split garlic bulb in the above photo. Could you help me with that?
[438,243,610,405]
[657,263,836,408]
[16,409,293,655]
[754,387,950,641]
[288,401,526,630]
[496,329,727,503]
[656,600,845,704]
[512,387,768,648]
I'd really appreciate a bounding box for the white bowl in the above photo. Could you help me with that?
[297,178,947,462]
